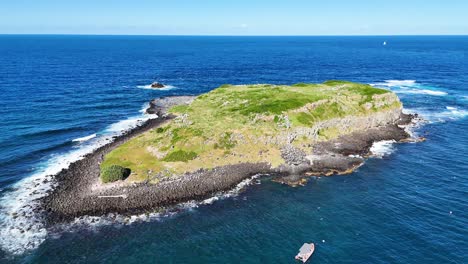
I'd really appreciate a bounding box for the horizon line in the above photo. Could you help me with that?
[1,33,467,37]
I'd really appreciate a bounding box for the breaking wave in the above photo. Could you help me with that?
[406,106,468,123]
[371,80,467,123]
[48,175,262,238]
[379,80,416,87]
[370,140,397,158]
[0,112,158,256]
[72,133,97,143]
[370,80,448,96]
[397,89,447,96]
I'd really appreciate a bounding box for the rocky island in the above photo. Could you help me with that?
[42,81,417,223]
[150,82,165,88]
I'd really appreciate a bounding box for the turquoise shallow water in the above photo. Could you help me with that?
[0,36,467,263]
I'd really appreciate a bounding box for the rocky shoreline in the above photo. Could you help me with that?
[41,96,418,224]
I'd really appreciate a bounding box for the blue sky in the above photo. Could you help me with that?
[1,0,467,35]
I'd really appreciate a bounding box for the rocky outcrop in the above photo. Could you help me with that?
[250,107,403,146]
[307,107,402,138]
[150,82,165,88]
[44,162,271,223]
[145,96,195,115]
[41,96,417,223]
[273,120,412,186]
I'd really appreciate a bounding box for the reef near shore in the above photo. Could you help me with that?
[41,81,420,224]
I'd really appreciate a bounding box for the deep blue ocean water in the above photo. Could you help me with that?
[0,35,467,263]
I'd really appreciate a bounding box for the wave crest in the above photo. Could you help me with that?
[0,112,158,255]
[396,89,447,96]
[72,133,97,143]
[382,80,416,87]
[48,175,261,239]
[370,80,448,96]
[370,140,396,158]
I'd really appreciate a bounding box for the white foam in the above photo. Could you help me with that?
[201,196,220,205]
[49,175,262,239]
[137,84,175,90]
[1,152,260,256]
[106,114,157,133]
[385,80,416,86]
[72,133,97,143]
[0,111,158,255]
[383,80,416,87]
[0,141,103,255]
[370,140,396,158]
[407,107,468,123]
[396,89,447,96]
[139,102,151,114]
[370,80,448,97]
[169,175,260,208]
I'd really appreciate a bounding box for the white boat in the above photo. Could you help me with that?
[383,41,387,45]
[295,243,315,263]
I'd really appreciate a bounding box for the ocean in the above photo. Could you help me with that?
[0,35,466,263]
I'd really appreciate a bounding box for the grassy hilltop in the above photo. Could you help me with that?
[101,81,400,183]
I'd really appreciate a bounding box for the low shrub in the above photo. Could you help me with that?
[100,165,131,183]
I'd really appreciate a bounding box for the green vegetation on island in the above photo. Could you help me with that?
[100,81,400,183]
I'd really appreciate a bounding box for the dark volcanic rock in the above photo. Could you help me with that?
[145,96,195,115]
[397,112,417,126]
[41,100,416,224]
[273,122,413,185]
[150,82,165,88]
[281,145,308,165]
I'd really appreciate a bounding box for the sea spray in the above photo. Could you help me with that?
[380,80,416,87]
[404,107,468,123]
[0,112,157,255]
[46,175,262,239]
[370,80,448,96]
[370,140,397,158]
[72,133,97,143]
